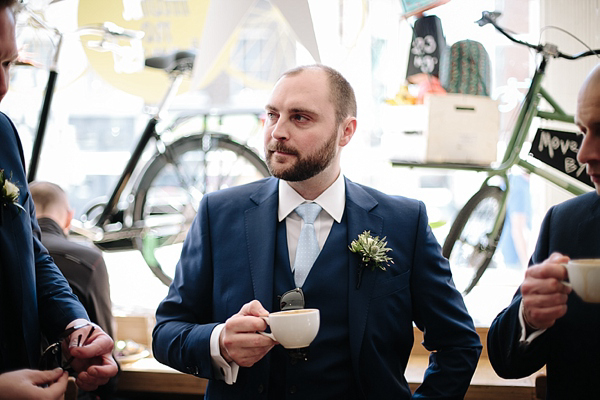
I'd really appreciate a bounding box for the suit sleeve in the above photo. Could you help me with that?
[487,206,555,378]
[411,201,483,399]
[152,195,220,379]
[0,113,88,339]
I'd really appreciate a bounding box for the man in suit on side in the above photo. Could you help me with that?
[487,64,600,399]
[0,1,117,398]
[153,64,481,399]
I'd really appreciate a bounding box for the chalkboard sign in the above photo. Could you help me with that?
[529,127,593,188]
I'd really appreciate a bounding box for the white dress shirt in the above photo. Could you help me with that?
[518,300,546,344]
[278,173,345,267]
[210,174,346,384]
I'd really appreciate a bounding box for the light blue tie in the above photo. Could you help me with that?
[293,203,322,287]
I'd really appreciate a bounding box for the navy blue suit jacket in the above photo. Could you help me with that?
[153,177,481,399]
[488,191,600,399]
[0,112,87,370]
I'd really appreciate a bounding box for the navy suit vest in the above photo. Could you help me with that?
[268,212,359,399]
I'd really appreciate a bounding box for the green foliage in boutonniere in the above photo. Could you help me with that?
[349,230,393,289]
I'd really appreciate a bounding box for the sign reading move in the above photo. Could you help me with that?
[529,127,593,188]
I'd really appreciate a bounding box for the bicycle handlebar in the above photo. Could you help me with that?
[69,23,145,41]
[16,2,145,42]
[477,11,600,60]
[100,22,145,40]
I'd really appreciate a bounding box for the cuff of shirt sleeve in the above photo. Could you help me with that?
[210,323,239,384]
[518,300,546,344]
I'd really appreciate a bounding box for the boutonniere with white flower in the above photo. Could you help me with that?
[349,230,393,289]
[0,169,24,215]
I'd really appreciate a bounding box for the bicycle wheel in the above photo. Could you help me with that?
[442,185,505,295]
[132,133,270,285]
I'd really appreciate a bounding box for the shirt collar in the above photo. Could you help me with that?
[37,217,67,238]
[278,173,345,222]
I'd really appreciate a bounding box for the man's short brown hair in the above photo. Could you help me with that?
[280,64,357,125]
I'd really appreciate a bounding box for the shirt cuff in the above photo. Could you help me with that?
[518,300,546,344]
[210,323,239,384]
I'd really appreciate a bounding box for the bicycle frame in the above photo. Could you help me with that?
[95,71,185,228]
[21,23,268,252]
[392,52,590,239]
[478,55,589,244]
[391,10,600,295]
[93,78,266,229]
[25,7,62,183]
[20,5,144,183]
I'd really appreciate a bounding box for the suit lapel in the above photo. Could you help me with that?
[344,179,384,378]
[245,178,280,308]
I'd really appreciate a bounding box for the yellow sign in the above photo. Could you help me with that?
[78,0,210,104]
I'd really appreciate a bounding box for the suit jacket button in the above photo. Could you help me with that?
[289,385,297,394]
[257,384,264,393]
[186,366,199,375]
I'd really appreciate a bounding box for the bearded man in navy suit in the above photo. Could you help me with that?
[153,64,482,399]
[0,1,117,398]
[488,64,600,399]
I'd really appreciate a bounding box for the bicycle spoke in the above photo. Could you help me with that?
[132,134,269,285]
[443,186,505,295]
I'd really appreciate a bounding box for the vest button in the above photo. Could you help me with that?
[289,385,297,394]
[257,384,264,393]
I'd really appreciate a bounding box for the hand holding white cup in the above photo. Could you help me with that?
[563,259,600,303]
[258,309,320,349]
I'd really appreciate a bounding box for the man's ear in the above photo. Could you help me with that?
[64,208,75,233]
[338,117,357,147]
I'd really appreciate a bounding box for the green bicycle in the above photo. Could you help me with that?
[393,11,599,295]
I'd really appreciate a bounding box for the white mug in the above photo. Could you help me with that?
[258,308,320,349]
[564,259,600,303]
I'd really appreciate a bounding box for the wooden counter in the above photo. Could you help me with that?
[118,358,207,395]
[116,319,544,399]
[407,356,541,400]
[119,356,542,399]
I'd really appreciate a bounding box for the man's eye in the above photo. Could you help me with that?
[292,115,308,122]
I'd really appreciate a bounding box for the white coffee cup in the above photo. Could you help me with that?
[258,308,320,349]
[564,259,600,303]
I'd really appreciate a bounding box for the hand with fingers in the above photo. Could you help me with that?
[0,368,68,400]
[62,319,118,392]
[521,252,573,330]
[219,300,277,367]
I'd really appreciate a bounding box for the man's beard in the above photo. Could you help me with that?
[266,129,338,182]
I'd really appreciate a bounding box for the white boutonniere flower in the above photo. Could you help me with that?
[0,169,24,214]
[349,230,393,289]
